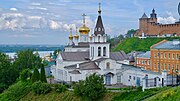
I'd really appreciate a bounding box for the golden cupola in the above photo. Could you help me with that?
[74,27,79,39]
[79,13,90,34]
[69,28,73,40]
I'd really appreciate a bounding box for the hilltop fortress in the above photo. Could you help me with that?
[135,9,180,37]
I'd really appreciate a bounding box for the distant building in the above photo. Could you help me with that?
[136,51,151,70]
[150,39,180,74]
[135,9,180,37]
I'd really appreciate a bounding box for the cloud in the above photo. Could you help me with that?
[158,16,176,24]
[49,20,62,29]
[29,7,47,11]
[31,2,41,6]
[10,8,18,11]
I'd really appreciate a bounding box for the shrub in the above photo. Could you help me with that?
[20,68,32,81]
[31,67,40,83]
[31,81,51,95]
[73,73,106,100]
[54,84,67,93]
[40,65,47,83]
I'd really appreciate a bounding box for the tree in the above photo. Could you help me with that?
[40,65,47,83]
[19,68,32,81]
[31,67,40,83]
[13,49,42,71]
[73,73,106,100]
[126,29,137,37]
[0,52,19,93]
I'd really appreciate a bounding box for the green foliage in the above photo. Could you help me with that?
[31,81,51,95]
[53,84,67,93]
[73,73,106,101]
[107,34,124,47]
[0,52,19,93]
[13,49,42,70]
[0,81,31,101]
[126,29,137,37]
[53,49,61,59]
[31,67,40,83]
[145,86,180,101]
[112,87,168,101]
[20,68,32,81]
[113,37,180,53]
[40,66,47,83]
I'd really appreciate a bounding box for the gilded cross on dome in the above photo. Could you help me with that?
[82,13,86,25]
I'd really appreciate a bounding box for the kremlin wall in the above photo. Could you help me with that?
[135,9,180,37]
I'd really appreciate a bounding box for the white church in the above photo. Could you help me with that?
[51,3,163,86]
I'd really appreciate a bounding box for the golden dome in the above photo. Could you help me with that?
[89,34,93,39]
[79,25,90,34]
[69,28,73,40]
[74,34,79,39]
[69,34,73,40]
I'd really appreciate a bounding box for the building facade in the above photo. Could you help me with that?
[135,9,180,37]
[150,40,180,74]
[136,51,151,70]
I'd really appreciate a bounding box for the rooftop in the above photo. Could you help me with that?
[152,40,180,50]
[137,51,150,58]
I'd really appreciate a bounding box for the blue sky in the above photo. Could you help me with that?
[0,0,179,45]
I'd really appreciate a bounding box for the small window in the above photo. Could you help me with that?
[98,36,100,42]
[98,47,101,56]
[106,62,110,69]
[98,28,101,31]
[129,76,131,79]
[177,54,179,60]
[103,47,106,56]
[168,53,170,59]
[133,76,135,80]
[172,54,175,59]
[168,64,170,71]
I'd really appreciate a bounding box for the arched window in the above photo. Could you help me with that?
[98,47,101,56]
[99,28,101,31]
[98,36,100,42]
[106,62,110,69]
[103,47,106,56]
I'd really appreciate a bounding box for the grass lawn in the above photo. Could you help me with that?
[111,87,169,101]
[145,86,180,101]
[113,37,180,53]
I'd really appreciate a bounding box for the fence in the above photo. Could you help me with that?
[142,74,180,91]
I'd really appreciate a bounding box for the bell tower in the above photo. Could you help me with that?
[89,2,109,60]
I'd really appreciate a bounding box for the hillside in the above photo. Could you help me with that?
[113,37,180,53]
[145,86,180,101]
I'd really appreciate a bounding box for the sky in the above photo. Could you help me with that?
[0,0,179,45]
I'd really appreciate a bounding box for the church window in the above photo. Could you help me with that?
[98,36,100,42]
[98,47,101,56]
[106,62,110,69]
[103,47,106,56]
[99,28,101,31]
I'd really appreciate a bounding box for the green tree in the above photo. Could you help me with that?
[73,73,106,100]
[31,67,40,83]
[40,65,47,83]
[13,49,42,71]
[19,68,32,81]
[126,29,136,37]
[0,52,19,93]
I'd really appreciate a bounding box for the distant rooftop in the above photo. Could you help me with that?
[152,40,180,50]
[137,51,150,58]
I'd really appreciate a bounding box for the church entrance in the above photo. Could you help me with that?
[105,75,111,85]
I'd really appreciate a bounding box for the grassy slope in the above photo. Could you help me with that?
[145,86,180,101]
[20,91,118,101]
[111,87,169,101]
[113,37,180,53]
[0,81,31,101]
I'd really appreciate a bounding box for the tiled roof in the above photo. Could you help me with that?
[141,13,148,18]
[121,64,161,75]
[152,40,180,50]
[64,61,100,70]
[94,15,105,35]
[137,51,150,58]
[61,52,89,61]
[110,51,128,61]
[69,70,81,74]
